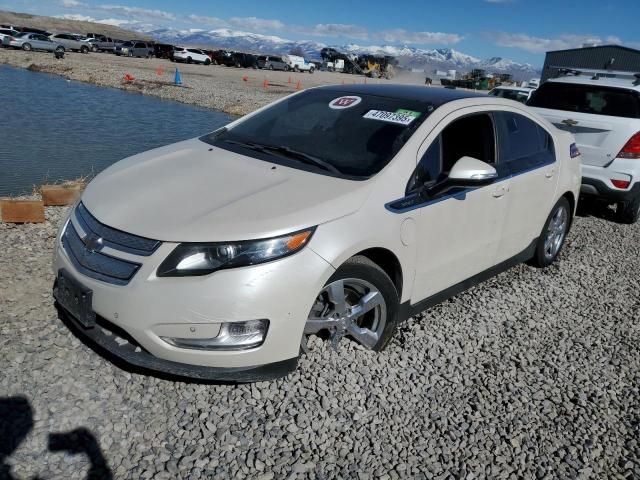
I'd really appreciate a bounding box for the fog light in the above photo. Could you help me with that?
[161,319,269,351]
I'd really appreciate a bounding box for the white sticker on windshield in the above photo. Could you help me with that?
[329,96,362,109]
[363,110,417,126]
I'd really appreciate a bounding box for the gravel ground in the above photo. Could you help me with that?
[0,204,638,479]
[0,48,421,116]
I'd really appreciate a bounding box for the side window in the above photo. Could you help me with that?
[495,112,555,174]
[408,137,442,193]
[441,113,496,173]
[135,42,145,48]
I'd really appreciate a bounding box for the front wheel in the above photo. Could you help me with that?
[22,43,32,51]
[81,46,89,54]
[304,256,399,351]
[187,57,192,64]
[205,58,211,65]
[127,51,133,57]
[529,197,571,268]
[615,194,640,224]
[309,67,315,74]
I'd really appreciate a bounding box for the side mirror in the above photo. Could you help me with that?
[448,156,498,184]
[422,156,497,198]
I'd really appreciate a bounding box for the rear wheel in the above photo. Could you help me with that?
[530,197,571,268]
[205,58,211,65]
[127,51,133,57]
[304,256,399,351]
[22,43,32,51]
[55,46,64,53]
[80,45,89,54]
[269,64,274,70]
[187,57,192,64]
[616,194,640,224]
[309,67,315,74]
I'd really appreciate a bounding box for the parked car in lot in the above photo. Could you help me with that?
[172,47,211,64]
[488,86,535,103]
[257,55,288,70]
[0,28,19,47]
[231,52,258,68]
[90,37,123,52]
[211,49,234,66]
[283,55,316,73]
[52,85,581,382]
[154,43,175,59]
[115,41,153,58]
[49,33,91,53]
[8,32,64,52]
[528,69,640,223]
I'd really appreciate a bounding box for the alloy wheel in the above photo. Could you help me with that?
[305,278,387,349]
[543,205,568,260]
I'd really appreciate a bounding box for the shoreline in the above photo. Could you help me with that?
[0,48,398,116]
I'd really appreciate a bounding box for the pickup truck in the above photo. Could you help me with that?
[283,54,316,73]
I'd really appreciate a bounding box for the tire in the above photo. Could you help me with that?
[205,58,211,65]
[81,46,89,54]
[529,197,571,268]
[91,45,97,52]
[615,194,640,224]
[22,43,32,51]
[55,46,65,53]
[187,57,192,64]
[269,64,274,70]
[127,51,133,57]
[305,256,399,351]
[309,67,314,74]
[294,66,299,72]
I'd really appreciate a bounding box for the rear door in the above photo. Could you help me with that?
[494,111,559,261]
[528,81,640,167]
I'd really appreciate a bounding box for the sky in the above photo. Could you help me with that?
[2,0,639,66]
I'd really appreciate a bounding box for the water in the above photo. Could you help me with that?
[0,65,232,196]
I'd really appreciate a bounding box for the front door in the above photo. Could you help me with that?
[408,110,511,302]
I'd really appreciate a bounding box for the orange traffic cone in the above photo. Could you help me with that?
[155,66,164,76]
[295,80,301,90]
[123,73,135,83]
[242,75,248,82]
[288,76,292,84]
[263,79,269,89]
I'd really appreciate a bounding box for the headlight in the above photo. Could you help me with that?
[157,228,315,277]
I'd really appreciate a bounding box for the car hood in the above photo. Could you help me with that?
[81,138,371,242]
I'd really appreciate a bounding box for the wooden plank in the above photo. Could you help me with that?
[0,200,46,223]
[41,184,83,206]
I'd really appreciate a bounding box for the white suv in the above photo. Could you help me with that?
[528,69,640,223]
[53,85,581,382]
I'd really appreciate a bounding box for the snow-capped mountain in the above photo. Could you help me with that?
[142,27,539,78]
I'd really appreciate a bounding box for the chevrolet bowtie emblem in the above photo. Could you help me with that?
[84,234,104,253]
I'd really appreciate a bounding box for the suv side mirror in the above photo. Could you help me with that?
[422,156,497,198]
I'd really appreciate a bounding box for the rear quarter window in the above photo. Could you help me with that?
[528,82,640,119]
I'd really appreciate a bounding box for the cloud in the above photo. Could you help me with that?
[55,13,95,21]
[380,29,463,45]
[187,14,225,27]
[59,0,86,7]
[228,16,285,31]
[308,23,369,40]
[96,4,176,21]
[487,32,625,53]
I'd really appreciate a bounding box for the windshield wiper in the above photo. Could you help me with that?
[224,140,342,174]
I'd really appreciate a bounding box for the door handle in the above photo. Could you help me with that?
[492,186,507,198]
[545,167,557,179]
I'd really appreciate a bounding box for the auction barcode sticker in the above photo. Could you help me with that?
[363,110,417,126]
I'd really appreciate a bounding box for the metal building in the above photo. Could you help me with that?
[541,45,640,82]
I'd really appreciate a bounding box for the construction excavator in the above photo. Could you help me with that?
[320,48,396,79]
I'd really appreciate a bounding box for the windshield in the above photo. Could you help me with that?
[528,82,640,118]
[201,89,434,179]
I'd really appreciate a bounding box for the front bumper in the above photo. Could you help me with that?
[55,301,298,382]
[53,216,335,375]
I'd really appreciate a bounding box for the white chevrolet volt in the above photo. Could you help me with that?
[53,85,581,381]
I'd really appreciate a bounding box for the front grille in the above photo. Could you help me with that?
[75,203,160,256]
[62,222,141,285]
[61,204,161,286]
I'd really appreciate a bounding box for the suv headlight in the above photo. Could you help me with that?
[157,228,315,277]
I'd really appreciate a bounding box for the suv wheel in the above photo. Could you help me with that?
[309,67,315,74]
[616,195,640,224]
[268,64,274,70]
[187,57,192,64]
[81,45,89,54]
[127,51,133,57]
[304,256,399,351]
[530,197,571,268]
[22,43,32,51]
[205,58,211,65]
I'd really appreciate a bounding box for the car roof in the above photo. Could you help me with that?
[315,84,484,106]
[546,75,640,91]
